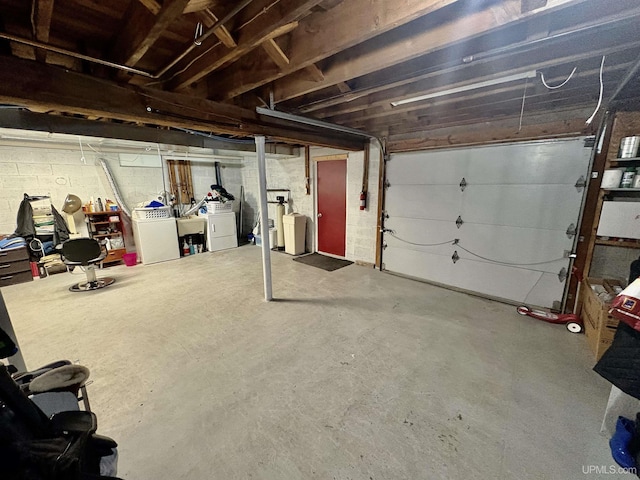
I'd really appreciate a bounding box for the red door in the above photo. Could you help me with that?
[317,159,347,256]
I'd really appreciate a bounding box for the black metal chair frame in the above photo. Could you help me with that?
[61,238,115,292]
[0,364,120,479]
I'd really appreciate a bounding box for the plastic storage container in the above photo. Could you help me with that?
[123,252,137,266]
[283,213,306,255]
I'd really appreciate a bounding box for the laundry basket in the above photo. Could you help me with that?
[133,206,172,219]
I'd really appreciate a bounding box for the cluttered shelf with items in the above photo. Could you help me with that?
[0,192,133,283]
[83,198,126,265]
[590,123,640,253]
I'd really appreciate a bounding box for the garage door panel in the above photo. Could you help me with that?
[387,150,470,185]
[455,223,574,271]
[386,185,462,220]
[385,217,458,244]
[461,185,583,230]
[464,139,590,184]
[384,246,564,304]
[523,272,569,308]
[384,137,592,309]
[385,218,573,271]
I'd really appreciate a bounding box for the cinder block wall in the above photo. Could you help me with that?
[238,145,380,264]
[0,147,164,236]
[1,141,381,265]
[240,152,314,247]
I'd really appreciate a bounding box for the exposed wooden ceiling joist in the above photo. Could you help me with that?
[0,0,638,150]
[207,0,460,100]
[196,8,237,49]
[322,41,640,128]
[298,6,640,117]
[169,0,322,90]
[138,0,161,15]
[111,0,191,68]
[32,0,54,62]
[266,0,588,106]
[0,54,365,150]
[386,112,597,153]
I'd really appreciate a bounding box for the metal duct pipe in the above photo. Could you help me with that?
[99,158,132,218]
[0,33,155,78]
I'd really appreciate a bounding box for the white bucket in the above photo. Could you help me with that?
[601,169,624,188]
[619,136,640,158]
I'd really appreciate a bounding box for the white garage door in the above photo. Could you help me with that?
[383,137,593,309]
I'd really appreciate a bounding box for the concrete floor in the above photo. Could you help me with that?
[1,246,626,479]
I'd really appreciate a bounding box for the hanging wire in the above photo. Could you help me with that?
[455,244,566,266]
[540,67,577,89]
[194,22,204,46]
[586,55,605,125]
[387,233,566,266]
[387,232,456,247]
[77,137,86,164]
[518,77,528,132]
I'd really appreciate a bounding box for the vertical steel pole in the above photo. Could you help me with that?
[0,290,27,372]
[255,136,273,301]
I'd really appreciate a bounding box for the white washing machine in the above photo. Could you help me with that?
[203,212,238,252]
[132,214,180,264]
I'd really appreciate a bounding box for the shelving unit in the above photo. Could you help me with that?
[84,210,126,264]
[584,111,640,278]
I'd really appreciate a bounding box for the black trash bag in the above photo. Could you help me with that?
[0,326,17,359]
[594,322,640,401]
[12,194,35,240]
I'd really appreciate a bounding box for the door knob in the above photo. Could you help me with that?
[317,213,323,218]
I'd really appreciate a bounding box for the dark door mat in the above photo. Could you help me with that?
[293,253,353,271]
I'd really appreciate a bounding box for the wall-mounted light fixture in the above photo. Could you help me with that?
[390,70,537,107]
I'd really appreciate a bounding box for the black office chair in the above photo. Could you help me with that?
[0,364,121,479]
[61,239,115,292]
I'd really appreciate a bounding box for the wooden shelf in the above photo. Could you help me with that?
[611,157,640,163]
[602,188,640,192]
[595,237,640,248]
[87,210,126,265]
[92,233,123,238]
[84,210,121,215]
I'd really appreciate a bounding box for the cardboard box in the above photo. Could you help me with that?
[582,277,624,360]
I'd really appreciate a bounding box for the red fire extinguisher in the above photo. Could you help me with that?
[359,191,367,210]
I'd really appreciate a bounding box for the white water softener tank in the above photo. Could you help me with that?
[276,196,286,250]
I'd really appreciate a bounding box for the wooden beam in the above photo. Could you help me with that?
[197,8,237,49]
[112,0,191,67]
[169,0,320,90]
[261,39,289,69]
[306,10,640,117]
[321,44,637,127]
[386,115,596,152]
[0,55,365,150]
[304,64,325,82]
[312,154,348,162]
[336,82,351,93]
[304,145,310,195]
[269,0,588,104]
[32,0,55,62]
[207,0,460,100]
[138,0,162,15]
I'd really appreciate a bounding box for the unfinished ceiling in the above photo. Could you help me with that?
[0,0,639,151]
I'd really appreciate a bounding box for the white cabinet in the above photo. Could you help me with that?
[205,212,238,252]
